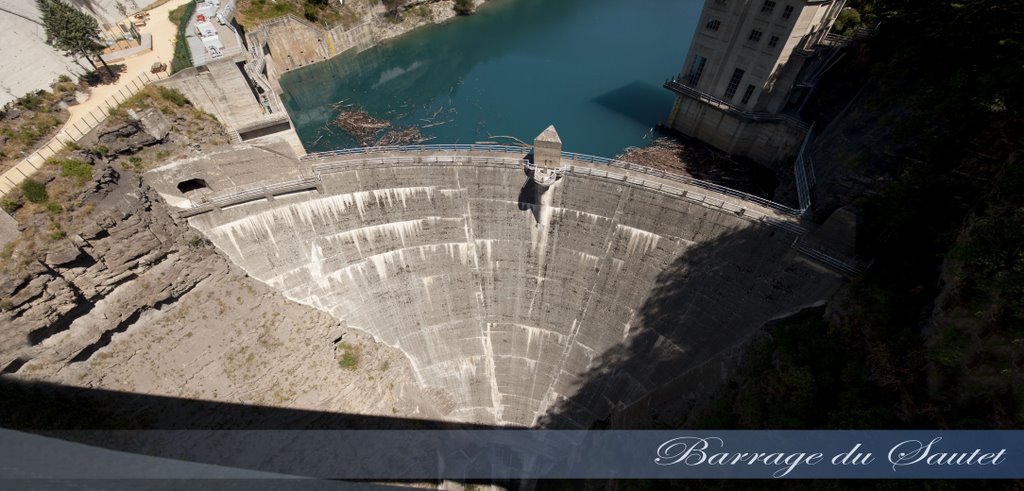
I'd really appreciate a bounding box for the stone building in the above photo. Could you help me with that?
[664,0,847,165]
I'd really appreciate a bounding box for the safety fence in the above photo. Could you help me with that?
[794,240,864,277]
[300,144,529,160]
[1,70,168,195]
[177,177,320,218]
[793,125,816,212]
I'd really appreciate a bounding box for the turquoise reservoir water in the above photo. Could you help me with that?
[280,0,701,157]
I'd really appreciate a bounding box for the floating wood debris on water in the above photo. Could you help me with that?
[333,109,392,145]
[616,137,691,174]
[374,127,426,146]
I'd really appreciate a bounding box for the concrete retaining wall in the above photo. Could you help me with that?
[245,15,376,76]
[668,95,807,166]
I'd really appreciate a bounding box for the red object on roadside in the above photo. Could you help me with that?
[196,14,206,22]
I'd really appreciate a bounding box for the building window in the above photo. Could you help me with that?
[705,19,721,31]
[749,30,762,43]
[768,35,780,47]
[687,55,707,85]
[740,84,756,104]
[761,0,776,14]
[781,5,794,19]
[724,68,745,100]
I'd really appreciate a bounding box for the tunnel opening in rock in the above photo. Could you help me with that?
[176,178,210,194]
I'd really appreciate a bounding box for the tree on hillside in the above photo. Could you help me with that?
[381,0,407,20]
[454,0,475,15]
[37,0,114,77]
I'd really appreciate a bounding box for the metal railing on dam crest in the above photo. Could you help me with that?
[179,144,808,237]
[300,144,805,216]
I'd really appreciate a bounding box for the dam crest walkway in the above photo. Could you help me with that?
[179,144,803,229]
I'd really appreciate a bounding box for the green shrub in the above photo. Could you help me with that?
[20,179,47,203]
[90,144,109,157]
[157,86,189,107]
[48,222,64,240]
[0,198,20,213]
[49,158,93,182]
[382,0,406,19]
[6,115,60,145]
[46,203,63,214]
[454,0,475,15]
[57,74,72,83]
[0,242,14,260]
[16,92,44,111]
[125,156,144,171]
[337,343,361,370]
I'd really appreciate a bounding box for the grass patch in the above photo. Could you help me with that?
[1,114,61,146]
[16,92,45,111]
[86,145,110,160]
[125,156,144,171]
[49,158,93,183]
[169,1,196,74]
[47,221,64,240]
[157,86,189,107]
[239,0,297,24]
[1,198,20,213]
[0,242,14,261]
[236,0,368,27]
[20,179,48,203]
[337,342,361,370]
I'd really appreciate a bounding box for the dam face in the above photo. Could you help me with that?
[177,149,840,428]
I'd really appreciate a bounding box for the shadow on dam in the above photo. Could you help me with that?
[540,223,804,429]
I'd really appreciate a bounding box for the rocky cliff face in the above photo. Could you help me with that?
[0,159,448,427]
[0,168,200,366]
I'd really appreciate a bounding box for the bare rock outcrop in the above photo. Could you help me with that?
[0,170,214,364]
[97,108,171,155]
[0,151,448,427]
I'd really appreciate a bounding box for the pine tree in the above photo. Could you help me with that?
[37,0,113,77]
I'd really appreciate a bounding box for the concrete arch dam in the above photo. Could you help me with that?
[173,145,842,428]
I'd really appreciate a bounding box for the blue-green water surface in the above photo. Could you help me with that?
[280,0,701,157]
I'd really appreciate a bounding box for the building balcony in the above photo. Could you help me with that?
[664,76,810,131]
